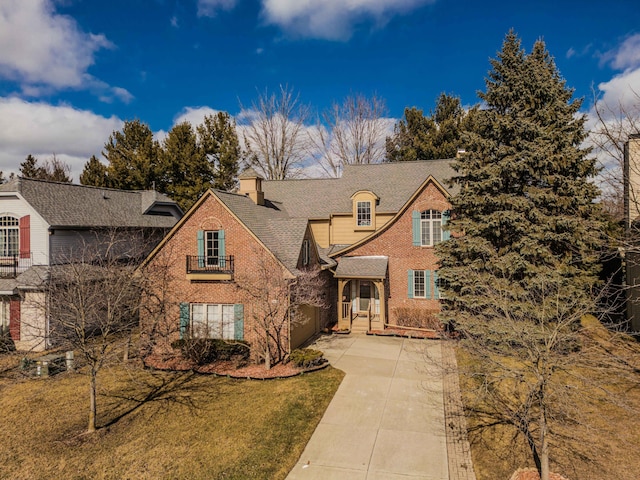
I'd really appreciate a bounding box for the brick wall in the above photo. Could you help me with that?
[334,181,450,326]
[141,191,330,360]
[142,192,294,354]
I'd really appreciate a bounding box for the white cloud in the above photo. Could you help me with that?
[197,0,240,17]
[260,0,436,40]
[0,0,129,101]
[0,97,123,181]
[600,34,640,71]
[173,106,222,127]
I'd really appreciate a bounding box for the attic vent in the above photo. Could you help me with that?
[102,192,110,199]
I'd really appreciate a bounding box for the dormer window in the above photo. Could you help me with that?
[357,201,371,227]
[352,191,378,231]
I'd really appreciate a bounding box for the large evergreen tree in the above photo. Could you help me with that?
[386,94,479,161]
[100,119,159,190]
[158,121,211,211]
[197,112,241,191]
[437,33,605,479]
[80,155,109,187]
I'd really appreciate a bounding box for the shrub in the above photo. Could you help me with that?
[171,338,250,365]
[392,307,443,330]
[289,348,326,368]
[0,329,15,353]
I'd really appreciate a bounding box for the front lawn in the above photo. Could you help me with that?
[0,356,343,479]
[457,318,640,480]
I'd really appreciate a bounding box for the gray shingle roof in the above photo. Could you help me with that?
[204,161,454,275]
[334,256,388,279]
[0,178,181,228]
[261,159,456,219]
[212,191,307,274]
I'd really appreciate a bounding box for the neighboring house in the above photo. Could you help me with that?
[0,177,182,351]
[624,134,640,331]
[143,159,455,356]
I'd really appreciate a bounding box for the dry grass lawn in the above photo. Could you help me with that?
[0,354,343,479]
[457,318,640,480]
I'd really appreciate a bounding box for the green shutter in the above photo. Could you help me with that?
[197,230,205,267]
[425,270,431,299]
[442,210,450,241]
[234,304,244,340]
[218,230,226,268]
[433,271,439,299]
[179,303,189,339]
[412,211,421,246]
[408,270,414,298]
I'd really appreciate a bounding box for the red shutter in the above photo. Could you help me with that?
[19,215,30,259]
[9,298,20,341]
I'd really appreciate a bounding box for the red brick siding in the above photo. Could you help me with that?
[335,181,450,325]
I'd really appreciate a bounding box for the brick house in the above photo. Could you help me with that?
[143,159,455,357]
[0,177,182,351]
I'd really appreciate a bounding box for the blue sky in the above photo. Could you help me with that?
[0,0,638,181]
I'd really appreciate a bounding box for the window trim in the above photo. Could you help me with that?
[356,201,372,227]
[420,210,442,247]
[0,216,19,257]
[190,303,236,340]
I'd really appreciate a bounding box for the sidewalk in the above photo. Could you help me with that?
[287,334,454,480]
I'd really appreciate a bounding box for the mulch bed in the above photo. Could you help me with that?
[143,353,327,379]
[509,468,569,480]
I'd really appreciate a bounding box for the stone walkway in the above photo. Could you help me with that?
[286,334,476,480]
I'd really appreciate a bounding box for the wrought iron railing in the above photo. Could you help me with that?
[186,255,234,275]
[0,253,32,278]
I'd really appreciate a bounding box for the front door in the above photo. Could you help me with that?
[359,280,371,312]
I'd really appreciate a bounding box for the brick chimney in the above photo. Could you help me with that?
[238,167,265,206]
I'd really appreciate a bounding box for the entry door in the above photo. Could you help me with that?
[359,280,371,312]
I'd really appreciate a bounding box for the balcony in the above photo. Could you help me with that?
[0,253,33,278]
[186,255,234,281]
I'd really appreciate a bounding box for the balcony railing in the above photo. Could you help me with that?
[0,253,33,278]
[186,255,234,275]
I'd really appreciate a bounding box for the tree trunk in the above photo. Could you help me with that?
[123,334,131,362]
[539,402,550,480]
[88,368,97,433]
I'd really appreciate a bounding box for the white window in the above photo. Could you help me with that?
[357,201,371,227]
[414,270,426,298]
[0,216,19,257]
[205,231,219,266]
[190,303,235,339]
[421,210,442,246]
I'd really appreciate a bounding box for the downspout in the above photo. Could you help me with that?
[287,277,298,355]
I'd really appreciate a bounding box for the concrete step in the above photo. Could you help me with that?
[351,317,370,333]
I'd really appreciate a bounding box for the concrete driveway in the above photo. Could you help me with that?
[287,334,449,480]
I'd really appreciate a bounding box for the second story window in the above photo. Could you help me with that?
[197,229,226,268]
[206,231,220,266]
[421,210,442,246]
[0,216,19,257]
[357,201,371,227]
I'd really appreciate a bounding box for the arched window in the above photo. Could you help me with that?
[420,210,442,246]
[0,216,19,257]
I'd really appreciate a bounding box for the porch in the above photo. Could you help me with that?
[335,256,388,333]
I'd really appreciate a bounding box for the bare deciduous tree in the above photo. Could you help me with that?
[438,274,639,478]
[234,250,327,369]
[590,88,640,220]
[240,85,311,180]
[44,231,147,433]
[311,93,391,177]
